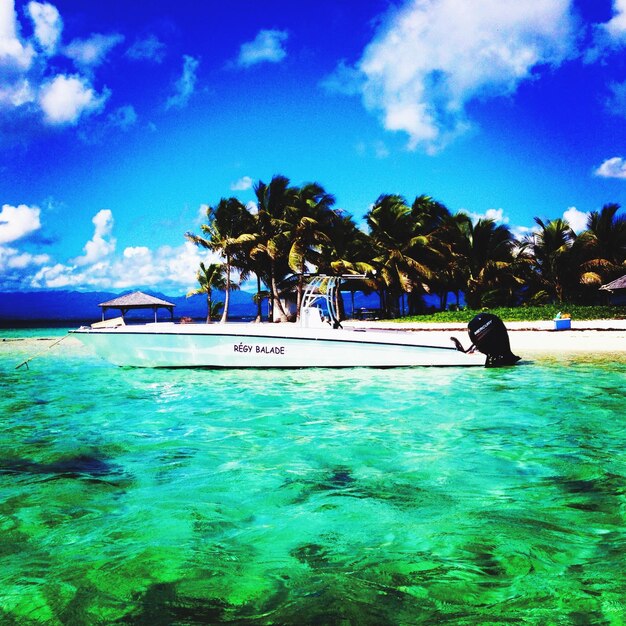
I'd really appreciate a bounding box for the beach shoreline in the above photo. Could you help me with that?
[2,319,626,358]
[342,319,626,355]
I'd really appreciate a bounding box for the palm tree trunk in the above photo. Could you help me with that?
[206,293,211,323]
[295,262,305,321]
[270,259,289,322]
[221,255,231,323]
[255,274,262,323]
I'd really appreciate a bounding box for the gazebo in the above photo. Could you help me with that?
[98,291,176,322]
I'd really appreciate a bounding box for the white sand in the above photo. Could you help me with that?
[342,319,626,356]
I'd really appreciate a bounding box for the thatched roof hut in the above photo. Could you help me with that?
[99,291,175,322]
[600,274,626,305]
[600,274,626,292]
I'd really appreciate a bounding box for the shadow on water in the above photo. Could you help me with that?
[0,452,131,486]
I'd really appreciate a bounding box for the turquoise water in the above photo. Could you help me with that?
[1,333,626,625]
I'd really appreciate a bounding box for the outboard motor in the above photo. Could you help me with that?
[468,313,521,367]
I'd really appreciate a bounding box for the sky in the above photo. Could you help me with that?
[1,0,626,294]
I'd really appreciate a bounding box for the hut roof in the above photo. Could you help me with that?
[99,291,175,309]
[600,274,626,292]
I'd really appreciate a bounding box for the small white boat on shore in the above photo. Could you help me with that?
[71,276,519,368]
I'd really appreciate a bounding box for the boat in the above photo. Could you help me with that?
[70,275,520,368]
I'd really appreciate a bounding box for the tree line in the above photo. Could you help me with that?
[185,174,626,322]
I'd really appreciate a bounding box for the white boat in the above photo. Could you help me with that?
[71,276,517,368]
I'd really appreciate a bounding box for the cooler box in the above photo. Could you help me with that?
[553,318,571,330]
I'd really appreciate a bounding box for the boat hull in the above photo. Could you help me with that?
[71,323,486,368]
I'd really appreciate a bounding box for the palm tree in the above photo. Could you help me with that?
[455,216,519,308]
[521,217,577,303]
[253,175,297,322]
[186,262,226,323]
[577,203,626,293]
[366,194,435,316]
[186,198,254,322]
[285,182,336,319]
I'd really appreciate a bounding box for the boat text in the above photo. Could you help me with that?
[233,343,285,355]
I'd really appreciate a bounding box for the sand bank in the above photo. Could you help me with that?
[342,319,626,356]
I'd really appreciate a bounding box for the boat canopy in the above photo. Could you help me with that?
[301,274,368,328]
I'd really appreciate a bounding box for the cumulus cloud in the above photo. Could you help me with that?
[0,77,34,106]
[166,54,199,110]
[64,32,124,68]
[15,207,212,291]
[39,73,108,124]
[563,206,589,233]
[467,207,509,224]
[32,238,210,291]
[0,245,49,269]
[27,1,62,55]
[0,203,49,288]
[0,203,42,244]
[604,0,626,40]
[72,208,116,266]
[230,176,254,191]
[594,156,626,179]
[237,29,288,67]
[126,34,166,63]
[0,0,35,68]
[341,0,575,152]
[0,1,122,132]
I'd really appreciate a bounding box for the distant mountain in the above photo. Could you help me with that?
[0,289,258,325]
[0,288,417,326]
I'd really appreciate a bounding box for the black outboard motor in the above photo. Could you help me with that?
[468,313,521,367]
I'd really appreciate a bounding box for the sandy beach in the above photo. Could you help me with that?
[342,319,626,356]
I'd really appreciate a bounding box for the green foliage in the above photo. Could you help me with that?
[186,174,626,320]
[394,304,626,323]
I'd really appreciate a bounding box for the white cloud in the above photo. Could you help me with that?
[594,156,626,179]
[166,54,199,110]
[467,207,509,224]
[0,77,34,106]
[0,202,49,288]
[230,176,254,191]
[64,32,124,67]
[0,203,41,244]
[237,29,288,67]
[38,73,108,124]
[0,2,121,129]
[126,34,166,63]
[27,1,62,55]
[604,0,626,40]
[0,0,35,68]
[23,208,216,291]
[0,245,49,268]
[196,204,209,225]
[73,208,116,266]
[354,0,575,151]
[511,224,533,241]
[563,206,589,233]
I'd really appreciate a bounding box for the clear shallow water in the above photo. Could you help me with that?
[1,335,626,625]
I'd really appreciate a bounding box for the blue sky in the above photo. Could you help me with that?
[1,0,626,293]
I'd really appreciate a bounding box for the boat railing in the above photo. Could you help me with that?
[300,274,368,328]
